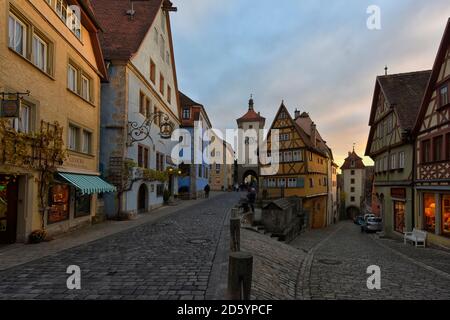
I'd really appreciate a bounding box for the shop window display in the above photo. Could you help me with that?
[48,184,70,224]
[423,193,436,233]
[442,195,450,238]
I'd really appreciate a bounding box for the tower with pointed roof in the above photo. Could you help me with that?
[236,96,266,186]
[341,149,366,219]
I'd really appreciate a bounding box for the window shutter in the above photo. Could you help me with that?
[297,177,305,188]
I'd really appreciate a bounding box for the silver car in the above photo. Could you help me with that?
[361,217,383,233]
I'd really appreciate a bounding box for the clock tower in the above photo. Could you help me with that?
[236,96,266,187]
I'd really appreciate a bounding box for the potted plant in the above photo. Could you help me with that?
[28,229,48,244]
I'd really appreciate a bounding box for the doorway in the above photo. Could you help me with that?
[0,175,19,244]
[137,183,148,213]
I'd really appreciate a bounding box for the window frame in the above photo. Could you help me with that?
[68,124,80,152]
[32,33,48,72]
[8,13,27,57]
[81,129,92,155]
[159,73,165,95]
[150,59,156,84]
[80,74,91,102]
[433,135,443,162]
[438,83,449,108]
[422,139,431,163]
[68,63,78,93]
[167,85,172,104]
[399,151,405,169]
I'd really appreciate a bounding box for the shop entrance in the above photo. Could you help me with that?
[137,184,148,213]
[0,175,19,244]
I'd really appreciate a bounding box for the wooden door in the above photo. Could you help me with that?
[0,176,19,244]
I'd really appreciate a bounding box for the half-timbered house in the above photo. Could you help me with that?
[366,70,431,237]
[413,19,450,247]
[261,102,331,229]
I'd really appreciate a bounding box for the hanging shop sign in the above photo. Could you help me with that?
[0,99,20,118]
[0,91,30,118]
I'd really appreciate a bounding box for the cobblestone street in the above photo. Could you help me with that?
[243,221,450,300]
[0,193,240,300]
[294,222,450,300]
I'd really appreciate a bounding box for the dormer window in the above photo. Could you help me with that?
[351,160,355,168]
[439,84,449,108]
[183,108,190,119]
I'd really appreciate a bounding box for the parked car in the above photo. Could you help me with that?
[361,217,383,233]
[354,215,365,225]
[364,213,376,221]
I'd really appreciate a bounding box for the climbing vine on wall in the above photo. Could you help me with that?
[0,119,67,229]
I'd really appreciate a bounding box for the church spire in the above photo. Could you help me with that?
[248,94,254,111]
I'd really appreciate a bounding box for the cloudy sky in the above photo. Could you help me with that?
[170,0,450,167]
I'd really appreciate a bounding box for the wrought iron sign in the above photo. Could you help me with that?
[0,91,30,118]
[128,111,174,146]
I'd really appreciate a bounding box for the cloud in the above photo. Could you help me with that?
[171,0,450,167]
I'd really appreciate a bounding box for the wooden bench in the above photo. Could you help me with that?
[404,228,427,248]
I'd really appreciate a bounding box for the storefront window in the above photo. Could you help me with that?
[423,193,436,233]
[75,192,91,218]
[48,184,70,224]
[442,195,450,238]
[393,201,405,233]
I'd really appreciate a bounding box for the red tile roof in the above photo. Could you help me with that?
[341,151,366,170]
[237,109,266,123]
[91,0,164,60]
[237,98,266,123]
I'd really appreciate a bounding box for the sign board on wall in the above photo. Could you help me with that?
[0,99,20,118]
[391,188,406,199]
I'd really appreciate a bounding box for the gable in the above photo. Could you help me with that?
[414,19,450,134]
[131,7,179,118]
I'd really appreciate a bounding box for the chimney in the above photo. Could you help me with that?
[311,122,317,147]
[294,109,301,119]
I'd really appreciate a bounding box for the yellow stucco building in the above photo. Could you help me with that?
[209,135,234,192]
[0,0,114,244]
[262,102,331,229]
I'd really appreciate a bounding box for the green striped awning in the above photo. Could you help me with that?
[57,173,117,195]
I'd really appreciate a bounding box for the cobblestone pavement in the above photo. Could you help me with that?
[293,221,450,300]
[241,229,305,300]
[0,192,224,271]
[0,193,241,300]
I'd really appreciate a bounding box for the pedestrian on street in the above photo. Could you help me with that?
[204,184,210,198]
[247,187,257,213]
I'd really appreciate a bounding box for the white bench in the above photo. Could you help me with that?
[404,229,427,248]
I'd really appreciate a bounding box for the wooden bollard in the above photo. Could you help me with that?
[230,218,241,252]
[227,252,253,300]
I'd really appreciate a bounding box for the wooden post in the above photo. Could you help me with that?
[227,252,253,300]
[230,218,241,252]
[231,208,239,219]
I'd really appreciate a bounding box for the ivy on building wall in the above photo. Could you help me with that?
[0,119,67,230]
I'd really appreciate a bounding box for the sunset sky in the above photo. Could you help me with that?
[170,0,450,167]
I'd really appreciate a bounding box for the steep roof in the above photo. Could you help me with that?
[375,70,431,130]
[179,91,202,107]
[413,18,450,134]
[91,0,164,60]
[365,70,431,156]
[237,97,266,123]
[267,102,330,158]
[179,91,212,128]
[295,112,330,157]
[341,151,366,170]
